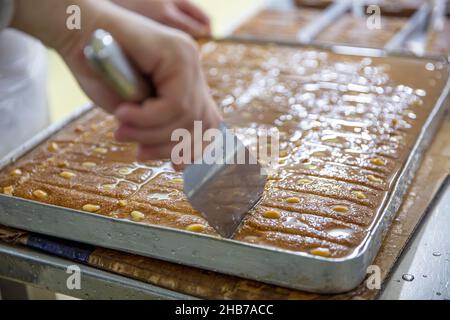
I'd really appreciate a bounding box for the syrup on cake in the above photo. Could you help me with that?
[1,41,448,258]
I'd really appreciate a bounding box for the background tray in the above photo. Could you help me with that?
[233,0,430,51]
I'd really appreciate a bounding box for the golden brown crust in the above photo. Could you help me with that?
[233,5,416,47]
[295,0,426,17]
[315,14,407,48]
[1,41,449,258]
[234,8,321,40]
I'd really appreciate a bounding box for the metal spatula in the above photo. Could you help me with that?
[84,29,267,238]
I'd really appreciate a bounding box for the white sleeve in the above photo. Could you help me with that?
[0,0,15,31]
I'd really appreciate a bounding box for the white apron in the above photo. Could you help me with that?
[0,29,49,159]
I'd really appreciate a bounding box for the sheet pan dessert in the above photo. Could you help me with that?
[233,8,322,41]
[233,5,410,49]
[295,0,426,16]
[314,13,408,48]
[1,41,448,258]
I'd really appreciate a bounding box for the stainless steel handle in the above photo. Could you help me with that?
[84,29,155,102]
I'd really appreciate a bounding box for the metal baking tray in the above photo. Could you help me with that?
[295,0,429,17]
[310,2,431,52]
[232,0,431,52]
[231,0,350,44]
[1,41,449,294]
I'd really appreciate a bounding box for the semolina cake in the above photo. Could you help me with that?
[233,5,410,48]
[295,0,426,17]
[233,8,322,41]
[315,13,408,48]
[1,41,449,259]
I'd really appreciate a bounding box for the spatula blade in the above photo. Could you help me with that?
[183,125,267,238]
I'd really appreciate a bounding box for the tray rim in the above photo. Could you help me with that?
[1,40,449,293]
[220,36,450,62]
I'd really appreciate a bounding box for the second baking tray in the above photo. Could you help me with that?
[1,41,450,294]
[232,0,430,52]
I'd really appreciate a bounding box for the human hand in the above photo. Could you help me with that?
[112,0,211,38]
[12,0,222,162]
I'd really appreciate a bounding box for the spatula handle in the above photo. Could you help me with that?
[84,29,155,102]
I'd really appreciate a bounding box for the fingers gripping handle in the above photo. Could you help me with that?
[84,29,156,102]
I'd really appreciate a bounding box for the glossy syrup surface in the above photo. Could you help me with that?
[1,41,448,258]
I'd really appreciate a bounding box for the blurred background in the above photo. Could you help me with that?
[48,0,266,122]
